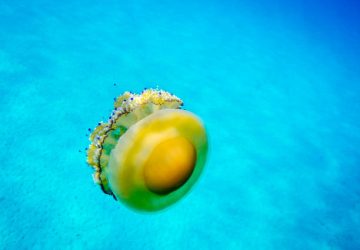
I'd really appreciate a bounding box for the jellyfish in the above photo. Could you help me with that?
[86,88,208,211]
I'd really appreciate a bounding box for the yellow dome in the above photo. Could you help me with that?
[87,89,208,211]
[143,136,196,195]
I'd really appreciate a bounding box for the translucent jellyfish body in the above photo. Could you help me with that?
[86,89,208,211]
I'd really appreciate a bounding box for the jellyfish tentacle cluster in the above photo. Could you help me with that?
[86,88,207,211]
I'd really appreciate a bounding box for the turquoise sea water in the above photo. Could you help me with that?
[1,1,360,249]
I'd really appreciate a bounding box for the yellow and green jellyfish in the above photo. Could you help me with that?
[86,88,208,211]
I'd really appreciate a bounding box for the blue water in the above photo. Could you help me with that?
[1,1,360,249]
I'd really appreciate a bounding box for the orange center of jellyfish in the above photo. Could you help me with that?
[144,136,196,195]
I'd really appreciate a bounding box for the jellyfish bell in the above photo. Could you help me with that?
[107,109,207,211]
[86,89,208,211]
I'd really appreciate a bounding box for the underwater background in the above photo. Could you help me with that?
[1,0,360,249]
